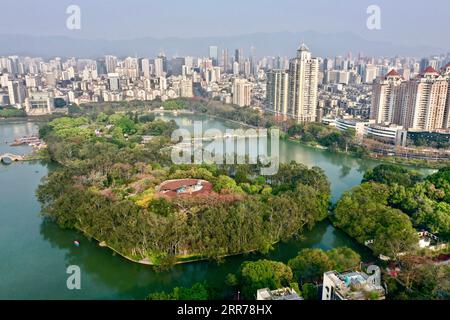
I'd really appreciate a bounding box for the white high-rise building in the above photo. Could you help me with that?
[266,69,289,115]
[141,58,151,79]
[371,69,404,124]
[444,62,450,128]
[6,56,19,75]
[7,80,26,106]
[233,61,240,75]
[124,57,139,78]
[107,73,120,91]
[287,43,319,123]
[205,67,221,83]
[0,73,10,87]
[159,76,167,93]
[232,79,252,107]
[221,49,229,73]
[154,58,164,77]
[401,66,449,131]
[244,60,251,77]
[25,75,42,89]
[371,64,450,131]
[364,65,378,84]
[105,55,117,74]
[180,77,193,98]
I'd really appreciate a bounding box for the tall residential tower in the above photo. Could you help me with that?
[371,69,404,124]
[371,64,450,131]
[287,43,319,123]
[266,69,289,116]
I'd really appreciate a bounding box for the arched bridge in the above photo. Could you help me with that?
[0,153,24,163]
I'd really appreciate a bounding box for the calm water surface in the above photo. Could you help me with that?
[0,117,429,299]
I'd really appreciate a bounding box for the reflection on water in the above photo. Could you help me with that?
[38,216,373,299]
[0,120,37,155]
[339,165,351,178]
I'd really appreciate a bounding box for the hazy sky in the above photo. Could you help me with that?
[2,0,449,47]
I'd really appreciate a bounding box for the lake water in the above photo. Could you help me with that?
[0,117,427,299]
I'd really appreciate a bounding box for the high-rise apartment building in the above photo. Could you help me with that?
[105,55,117,74]
[287,43,319,123]
[96,59,107,75]
[233,61,240,75]
[124,57,139,78]
[323,58,333,71]
[154,57,164,77]
[244,60,251,77]
[7,80,26,105]
[371,69,404,124]
[221,49,229,73]
[266,69,289,115]
[171,57,185,76]
[234,48,245,73]
[209,46,218,66]
[180,77,193,98]
[249,46,256,76]
[234,48,243,63]
[371,64,450,131]
[444,63,450,128]
[141,58,151,79]
[6,56,19,75]
[364,65,378,84]
[232,79,252,107]
[401,67,449,131]
[107,73,120,91]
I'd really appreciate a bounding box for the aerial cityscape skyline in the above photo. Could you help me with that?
[3,39,450,154]
[1,0,449,308]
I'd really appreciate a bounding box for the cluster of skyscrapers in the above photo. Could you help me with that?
[1,42,450,140]
[371,64,450,131]
[0,47,261,114]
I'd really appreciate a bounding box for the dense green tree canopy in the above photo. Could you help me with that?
[147,282,210,300]
[288,247,361,282]
[334,181,418,258]
[363,164,423,187]
[37,113,331,267]
[238,260,293,299]
[288,249,334,281]
[287,122,359,153]
[326,247,361,272]
[334,164,450,257]
[0,107,27,117]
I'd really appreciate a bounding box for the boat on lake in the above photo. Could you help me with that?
[10,135,43,147]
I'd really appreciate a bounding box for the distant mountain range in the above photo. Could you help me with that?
[0,31,446,59]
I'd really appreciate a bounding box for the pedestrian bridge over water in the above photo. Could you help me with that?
[0,153,25,164]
